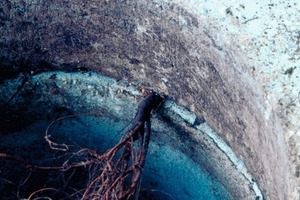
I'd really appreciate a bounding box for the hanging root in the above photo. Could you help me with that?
[0,91,165,200]
[82,91,165,200]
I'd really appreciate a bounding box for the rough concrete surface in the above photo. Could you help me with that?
[0,0,292,199]
[174,0,299,199]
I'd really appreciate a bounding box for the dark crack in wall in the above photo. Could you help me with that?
[0,0,289,199]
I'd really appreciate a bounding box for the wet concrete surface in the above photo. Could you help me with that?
[0,0,290,199]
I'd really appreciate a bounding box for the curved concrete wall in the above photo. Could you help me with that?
[0,0,289,199]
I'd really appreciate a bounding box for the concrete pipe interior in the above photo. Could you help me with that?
[0,0,290,199]
[1,71,262,199]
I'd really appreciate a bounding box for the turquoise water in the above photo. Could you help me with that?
[0,71,233,199]
[1,115,231,200]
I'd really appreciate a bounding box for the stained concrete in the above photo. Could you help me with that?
[0,0,290,199]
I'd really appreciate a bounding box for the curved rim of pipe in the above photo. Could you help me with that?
[0,71,264,199]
